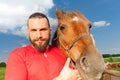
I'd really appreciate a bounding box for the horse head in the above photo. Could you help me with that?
[52,9,105,80]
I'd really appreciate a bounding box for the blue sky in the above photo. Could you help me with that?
[0,0,120,62]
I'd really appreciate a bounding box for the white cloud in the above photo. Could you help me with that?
[11,26,28,37]
[0,29,8,33]
[0,0,55,37]
[0,3,26,16]
[48,17,58,27]
[92,21,111,27]
[100,48,120,54]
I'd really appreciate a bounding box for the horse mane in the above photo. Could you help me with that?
[51,30,60,47]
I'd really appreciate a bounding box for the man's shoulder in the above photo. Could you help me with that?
[9,45,31,55]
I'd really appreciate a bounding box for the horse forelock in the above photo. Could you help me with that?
[59,11,88,24]
[72,16,79,21]
[59,11,77,19]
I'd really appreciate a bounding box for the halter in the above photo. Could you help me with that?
[59,33,89,63]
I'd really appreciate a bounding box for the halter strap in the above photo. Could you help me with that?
[60,33,89,53]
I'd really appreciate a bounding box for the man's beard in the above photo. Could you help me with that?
[29,37,50,52]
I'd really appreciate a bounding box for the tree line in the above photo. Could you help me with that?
[102,54,120,58]
[0,62,6,67]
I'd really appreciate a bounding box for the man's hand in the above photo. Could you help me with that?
[53,58,81,80]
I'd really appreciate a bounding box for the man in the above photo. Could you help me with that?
[5,12,80,80]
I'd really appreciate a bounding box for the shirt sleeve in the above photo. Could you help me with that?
[5,48,28,80]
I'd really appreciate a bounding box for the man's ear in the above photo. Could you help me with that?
[50,27,52,35]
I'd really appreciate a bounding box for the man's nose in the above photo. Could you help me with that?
[36,31,42,38]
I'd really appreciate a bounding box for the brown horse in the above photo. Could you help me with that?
[52,9,120,80]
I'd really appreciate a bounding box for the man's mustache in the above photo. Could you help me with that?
[34,38,46,41]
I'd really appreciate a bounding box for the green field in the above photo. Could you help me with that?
[104,57,120,63]
[0,67,6,80]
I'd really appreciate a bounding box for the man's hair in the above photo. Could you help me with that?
[28,12,50,27]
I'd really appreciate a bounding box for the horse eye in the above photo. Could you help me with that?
[89,24,92,29]
[60,26,65,30]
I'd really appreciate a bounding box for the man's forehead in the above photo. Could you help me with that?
[28,18,48,24]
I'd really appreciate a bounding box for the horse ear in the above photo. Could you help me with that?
[74,10,81,16]
[56,8,62,19]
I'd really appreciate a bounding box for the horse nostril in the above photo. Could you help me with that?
[80,56,90,72]
[81,56,88,66]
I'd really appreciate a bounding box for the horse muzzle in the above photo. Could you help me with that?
[75,50,105,80]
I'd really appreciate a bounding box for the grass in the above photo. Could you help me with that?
[111,68,120,71]
[0,67,6,80]
[104,56,120,63]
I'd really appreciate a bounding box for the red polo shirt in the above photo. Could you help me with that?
[5,45,66,80]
